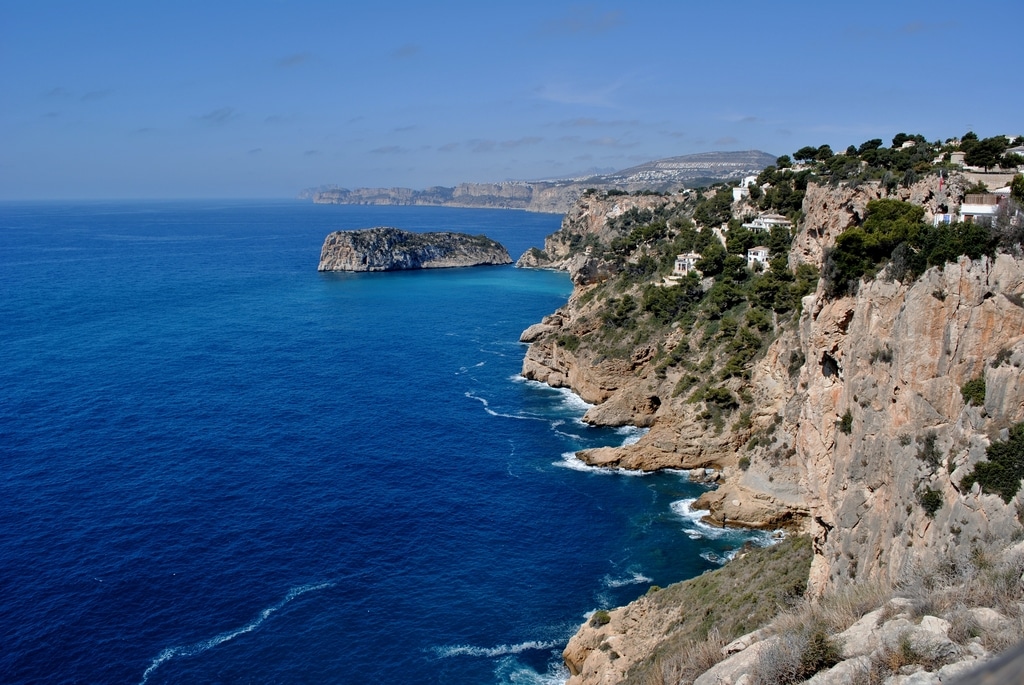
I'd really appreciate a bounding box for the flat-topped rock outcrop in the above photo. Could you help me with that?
[318,227,512,272]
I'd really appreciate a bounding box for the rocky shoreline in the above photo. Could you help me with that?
[514,176,1024,683]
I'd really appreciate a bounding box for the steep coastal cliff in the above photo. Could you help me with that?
[517,168,1024,683]
[318,227,511,271]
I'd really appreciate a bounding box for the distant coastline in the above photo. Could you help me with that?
[304,150,777,215]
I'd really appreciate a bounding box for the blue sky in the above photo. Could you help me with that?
[2,0,1021,199]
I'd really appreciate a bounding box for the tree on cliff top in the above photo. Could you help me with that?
[822,199,997,298]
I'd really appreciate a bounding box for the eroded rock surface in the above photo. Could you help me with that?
[318,227,511,271]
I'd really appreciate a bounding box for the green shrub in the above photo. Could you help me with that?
[787,350,805,378]
[703,386,739,410]
[961,422,1024,503]
[822,199,998,298]
[556,334,580,352]
[673,374,699,397]
[918,488,943,517]
[916,432,943,469]
[738,456,751,471]
[603,295,638,328]
[961,376,986,406]
[798,628,843,679]
[838,410,853,435]
[590,610,611,627]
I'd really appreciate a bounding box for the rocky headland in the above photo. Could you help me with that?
[515,156,1024,683]
[317,227,511,272]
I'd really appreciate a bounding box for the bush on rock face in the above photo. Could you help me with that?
[961,376,986,407]
[961,423,1024,503]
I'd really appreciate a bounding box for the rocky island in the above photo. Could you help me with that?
[317,226,512,272]
[516,133,1024,684]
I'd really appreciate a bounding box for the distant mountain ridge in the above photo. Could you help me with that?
[306,150,777,214]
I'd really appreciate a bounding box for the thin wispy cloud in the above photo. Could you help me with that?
[557,117,639,128]
[588,136,635,148]
[198,107,239,125]
[370,145,406,154]
[391,43,421,59]
[470,139,496,153]
[264,114,294,125]
[559,135,636,149]
[81,90,112,102]
[248,148,263,155]
[541,6,624,35]
[393,125,416,132]
[303,149,320,156]
[738,115,762,124]
[501,136,543,149]
[42,87,72,99]
[277,53,311,68]
[900,21,956,35]
[715,136,739,145]
[437,142,459,152]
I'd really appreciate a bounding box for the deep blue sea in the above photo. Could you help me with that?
[0,201,771,684]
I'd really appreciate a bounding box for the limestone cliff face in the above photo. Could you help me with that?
[792,254,1024,591]
[318,227,511,272]
[519,177,1024,684]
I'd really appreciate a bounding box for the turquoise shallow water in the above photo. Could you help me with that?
[0,201,769,684]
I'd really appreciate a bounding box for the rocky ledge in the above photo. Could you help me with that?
[318,227,512,272]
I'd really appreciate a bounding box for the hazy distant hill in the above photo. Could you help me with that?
[307,150,777,214]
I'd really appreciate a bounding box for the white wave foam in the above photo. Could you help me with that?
[552,387,593,412]
[669,497,733,540]
[616,425,648,446]
[699,550,729,565]
[671,499,784,549]
[433,639,562,658]
[494,656,570,685]
[603,570,652,588]
[553,452,648,476]
[138,581,334,684]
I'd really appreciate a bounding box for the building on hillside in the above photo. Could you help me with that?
[959,194,1002,225]
[742,213,792,233]
[674,252,702,276]
[732,175,760,202]
[747,246,769,270]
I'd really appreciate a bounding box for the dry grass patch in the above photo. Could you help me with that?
[622,536,813,685]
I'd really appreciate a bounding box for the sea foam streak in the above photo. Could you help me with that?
[433,639,562,658]
[603,570,653,588]
[465,391,552,423]
[139,582,334,684]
